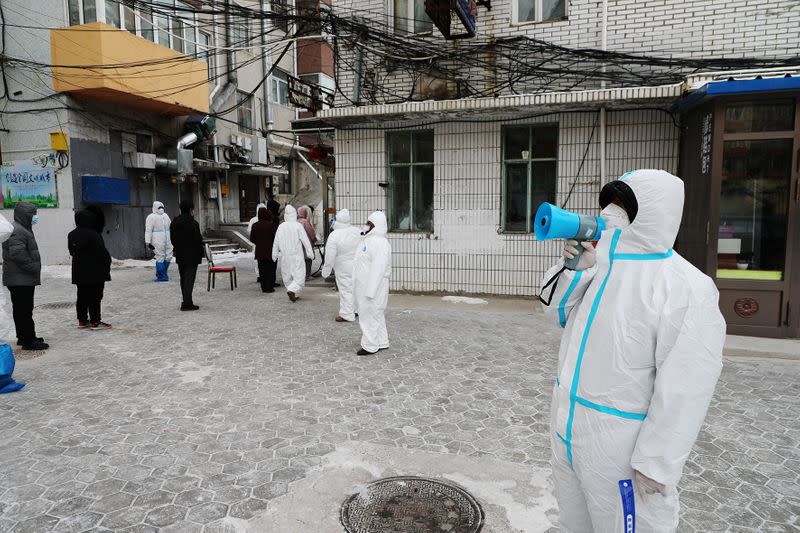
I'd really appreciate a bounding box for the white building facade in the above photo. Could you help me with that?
[305,0,800,339]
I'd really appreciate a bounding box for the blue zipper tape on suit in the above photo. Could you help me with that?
[560,230,673,465]
[558,270,583,328]
[576,396,647,421]
[564,229,622,464]
[613,249,673,261]
[619,479,636,533]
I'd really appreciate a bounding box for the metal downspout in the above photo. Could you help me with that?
[599,0,608,185]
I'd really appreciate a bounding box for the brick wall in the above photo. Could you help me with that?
[332,0,800,104]
[334,108,678,295]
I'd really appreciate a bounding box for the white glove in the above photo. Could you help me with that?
[634,470,667,498]
[563,240,596,271]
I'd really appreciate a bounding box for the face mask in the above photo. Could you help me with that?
[361,225,373,236]
[600,203,630,229]
[158,208,164,214]
[31,215,39,225]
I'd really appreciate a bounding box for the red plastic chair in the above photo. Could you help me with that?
[205,244,237,291]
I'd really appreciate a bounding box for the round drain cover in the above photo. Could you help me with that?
[341,476,484,533]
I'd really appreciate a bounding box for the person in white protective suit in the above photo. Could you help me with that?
[0,215,14,340]
[248,203,268,281]
[540,169,725,533]
[321,209,362,322]
[353,211,391,356]
[272,205,313,302]
[144,201,173,282]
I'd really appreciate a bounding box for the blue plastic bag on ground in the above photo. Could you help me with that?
[0,343,25,394]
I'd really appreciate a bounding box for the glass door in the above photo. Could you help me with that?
[711,98,800,336]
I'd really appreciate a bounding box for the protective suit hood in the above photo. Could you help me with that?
[152,201,165,214]
[284,205,298,223]
[13,202,36,229]
[615,170,683,254]
[367,211,388,236]
[334,209,351,229]
[297,206,311,220]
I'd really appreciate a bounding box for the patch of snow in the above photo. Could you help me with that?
[445,470,558,532]
[213,251,254,264]
[173,362,215,384]
[442,296,489,305]
[40,265,71,279]
[112,258,155,268]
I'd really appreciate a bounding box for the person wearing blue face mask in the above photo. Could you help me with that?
[2,202,47,350]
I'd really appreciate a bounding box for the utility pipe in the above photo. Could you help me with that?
[599,0,608,185]
[297,150,323,180]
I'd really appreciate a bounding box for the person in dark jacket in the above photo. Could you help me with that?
[249,207,278,293]
[68,209,112,330]
[2,202,47,350]
[84,205,106,234]
[266,189,280,222]
[170,200,204,311]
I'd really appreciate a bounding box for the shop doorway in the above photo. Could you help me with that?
[239,177,260,222]
[707,97,800,337]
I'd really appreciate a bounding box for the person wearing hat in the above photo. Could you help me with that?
[539,170,725,532]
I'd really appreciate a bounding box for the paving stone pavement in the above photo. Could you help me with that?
[0,261,798,532]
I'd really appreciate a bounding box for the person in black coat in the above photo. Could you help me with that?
[170,200,204,311]
[68,209,112,329]
[249,207,278,293]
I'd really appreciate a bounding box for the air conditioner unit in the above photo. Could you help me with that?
[251,136,268,164]
[230,134,241,147]
[243,136,253,151]
[122,152,157,169]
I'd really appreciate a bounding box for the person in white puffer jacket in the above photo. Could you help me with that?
[321,209,362,322]
[272,205,313,302]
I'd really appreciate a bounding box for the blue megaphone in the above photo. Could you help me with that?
[534,202,605,270]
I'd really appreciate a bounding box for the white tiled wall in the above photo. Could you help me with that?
[335,108,678,295]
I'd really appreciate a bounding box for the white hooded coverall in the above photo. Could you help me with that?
[0,215,14,339]
[322,209,362,321]
[541,170,725,533]
[353,211,392,352]
[248,203,268,276]
[145,201,173,263]
[272,205,313,295]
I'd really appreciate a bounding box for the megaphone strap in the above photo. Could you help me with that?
[538,266,567,307]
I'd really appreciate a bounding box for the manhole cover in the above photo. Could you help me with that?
[35,301,73,310]
[341,476,484,533]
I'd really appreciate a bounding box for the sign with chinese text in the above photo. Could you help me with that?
[1,157,59,208]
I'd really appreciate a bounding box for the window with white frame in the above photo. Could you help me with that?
[387,131,434,233]
[391,0,432,34]
[515,0,566,24]
[502,124,558,232]
[68,0,97,26]
[232,15,251,48]
[65,0,201,58]
[237,91,254,133]
[271,69,290,106]
[199,31,214,79]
